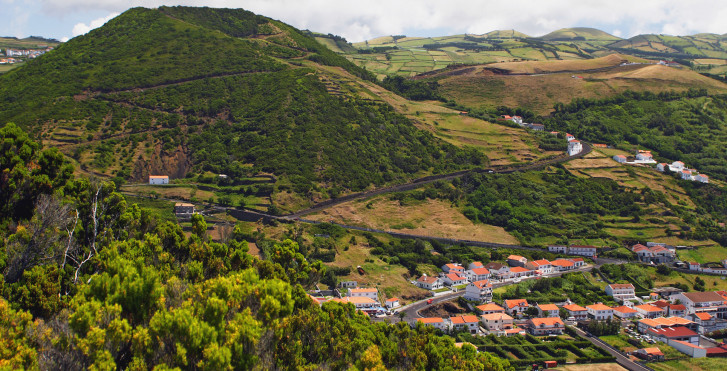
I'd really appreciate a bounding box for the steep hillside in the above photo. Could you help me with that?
[0,6,485,212]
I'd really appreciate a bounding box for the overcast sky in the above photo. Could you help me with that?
[3,0,726,43]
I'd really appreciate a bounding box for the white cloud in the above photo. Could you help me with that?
[71,12,119,36]
[14,0,727,42]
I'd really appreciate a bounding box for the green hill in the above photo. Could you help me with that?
[538,27,621,41]
[483,29,530,38]
[0,6,484,212]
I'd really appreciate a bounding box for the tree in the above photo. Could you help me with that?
[191,213,207,240]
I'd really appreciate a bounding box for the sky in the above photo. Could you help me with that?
[2,0,726,43]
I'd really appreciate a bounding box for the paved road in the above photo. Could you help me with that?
[571,326,653,371]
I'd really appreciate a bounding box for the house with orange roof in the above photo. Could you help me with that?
[441,272,468,286]
[537,303,560,318]
[468,261,485,270]
[569,258,585,268]
[509,266,533,278]
[656,163,668,172]
[634,304,666,319]
[605,283,636,302]
[562,304,588,320]
[681,169,693,180]
[634,347,665,361]
[550,259,575,271]
[612,305,638,319]
[149,175,169,185]
[415,317,451,332]
[477,303,505,315]
[507,255,528,267]
[465,267,491,282]
[331,296,378,309]
[451,315,481,334]
[688,312,727,334]
[482,313,513,332]
[567,139,583,156]
[385,298,400,308]
[565,133,575,141]
[504,299,530,317]
[632,243,675,264]
[416,274,443,290]
[637,317,697,334]
[694,173,709,183]
[464,280,493,303]
[675,291,727,317]
[526,259,553,274]
[442,263,465,274]
[348,287,378,301]
[635,150,655,163]
[586,303,613,320]
[484,262,510,276]
[526,317,565,336]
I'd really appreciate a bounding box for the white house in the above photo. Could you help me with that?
[526,259,553,274]
[348,287,378,301]
[508,267,534,278]
[464,280,493,303]
[569,258,585,268]
[441,272,468,286]
[613,155,627,163]
[451,315,480,334]
[477,303,506,314]
[656,163,668,172]
[385,298,400,309]
[465,267,491,282]
[694,174,709,183]
[468,261,485,270]
[613,305,639,319]
[681,169,693,180]
[669,161,685,172]
[587,303,614,320]
[567,140,583,156]
[632,244,675,264]
[538,304,560,318]
[634,304,666,319]
[527,317,565,336]
[635,150,656,163]
[548,245,567,254]
[562,304,588,320]
[504,299,530,317]
[149,175,169,185]
[482,313,514,332]
[416,275,443,290]
[565,133,575,141]
[569,245,597,257]
[484,262,510,277]
[507,255,528,267]
[605,283,636,302]
[550,259,575,271]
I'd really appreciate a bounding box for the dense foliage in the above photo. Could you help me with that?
[0,6,484,202]
[545,90,727,181]
[0,126,512,370]
[380,75,443,101]
[495,272,615,306]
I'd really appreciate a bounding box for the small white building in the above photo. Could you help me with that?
[613,155,627,163]
[482,313,514,332]
[385,298,400,309]
[547,245,567,254]
[567,140,583,156]
[694,174,709,183]
[465,267,491,282]
[635,150,655,163]
[149,175,169,185]
[681,169,693,180]
[468,261,485,270]
[507,255,528,267]
[451,315,481,334]
[565,133,575,141]
[526,259,553,274]
[441,272,468,286]
[538,303,560,318]
[656,163,668,172]
[441,263,465,274]
[569,245,598,257]
[612,305,639,319]
[562,304,588,320]
[504,299,529,317]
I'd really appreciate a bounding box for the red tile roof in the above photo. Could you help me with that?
[472,280,492,289]
[529,317,564,327]
[587,303,612,311]
[471,267,490,275]
[510,267,530,273]
[505,299,528,309]
[418,317,443,324]
[608,283,635,290]
[451,315,479,324]
[648,326,698,338]
[477,303,505,312]
[612,306,637,314]
[563,304,587,312]
[446,273,467,282]
[538,304,559,311]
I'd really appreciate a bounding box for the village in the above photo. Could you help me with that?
[0,46,53,64]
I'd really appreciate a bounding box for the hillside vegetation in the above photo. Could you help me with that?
[0,6,485,212]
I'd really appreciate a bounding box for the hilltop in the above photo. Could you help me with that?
[0,6,487,212]
[538,27,621,41]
